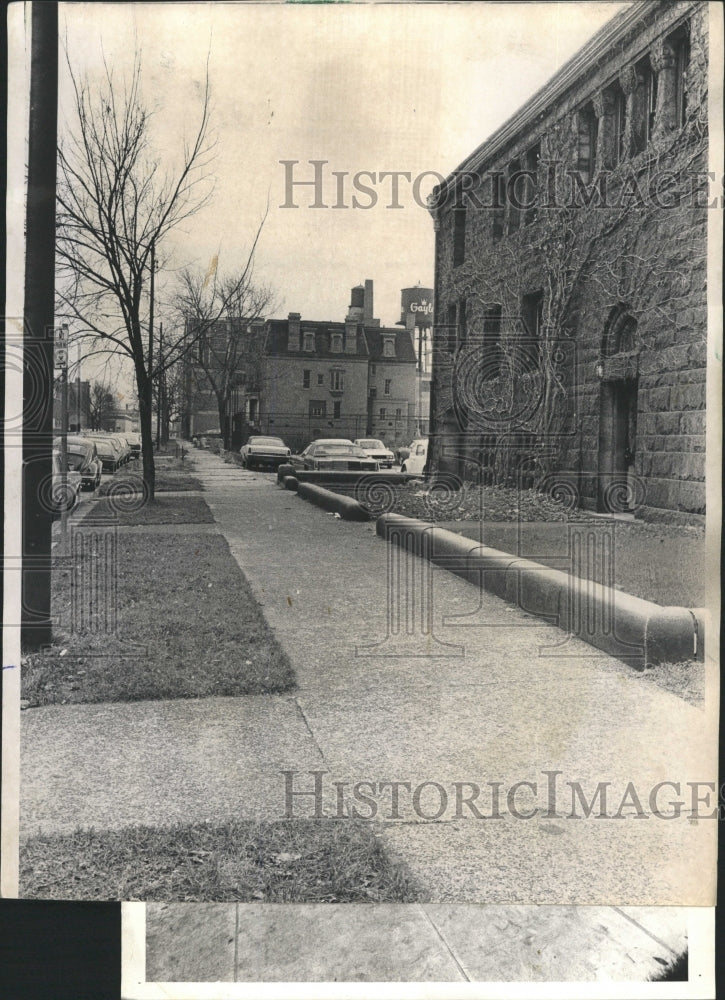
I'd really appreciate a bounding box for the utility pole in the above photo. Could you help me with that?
[22,2,58,649]
[156,321,163,448]
[58,324,69,555]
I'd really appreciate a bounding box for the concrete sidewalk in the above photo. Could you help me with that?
[20,449,713,979]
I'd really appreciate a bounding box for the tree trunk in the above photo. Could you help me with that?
[217,396,231,452]
[137,367,156,499]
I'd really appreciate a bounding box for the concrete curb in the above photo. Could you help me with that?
[297,482,371,522]
[282,475,299,491]
[277,466,418,487]
[376,513,705,667]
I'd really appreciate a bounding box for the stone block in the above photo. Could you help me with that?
[680,410,705,435]
[670,383,706,410]
[678,481,706,514]
[653,411,681,435]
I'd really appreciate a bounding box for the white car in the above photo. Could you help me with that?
[400,438,428,474]
[240,435,291,470]
[353,438,395,469]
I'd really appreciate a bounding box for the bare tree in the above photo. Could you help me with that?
[56,50,215,497]
[179,250,277,451]
[88,380,116,431]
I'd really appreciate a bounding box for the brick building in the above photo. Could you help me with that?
[428,1,708,523]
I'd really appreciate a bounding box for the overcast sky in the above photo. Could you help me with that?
[10,2,631,393]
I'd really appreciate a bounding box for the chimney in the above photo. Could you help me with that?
[344,319,358,354]
[363,279,374,324]
[288,312,301,351]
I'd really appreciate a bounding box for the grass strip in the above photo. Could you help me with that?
[22,532,295,704]
[82,495,214,526]
[97,472,204,495]
[20,820,423,903]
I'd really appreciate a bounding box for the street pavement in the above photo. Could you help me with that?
[21,448,716,981]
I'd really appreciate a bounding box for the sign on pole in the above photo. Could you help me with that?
[55,345,68,368]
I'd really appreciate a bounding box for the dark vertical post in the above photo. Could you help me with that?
[22,3,59,649]
[156,321,163,448]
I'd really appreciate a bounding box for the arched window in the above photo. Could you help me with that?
[599,306,639,381]
[603,307,637,357]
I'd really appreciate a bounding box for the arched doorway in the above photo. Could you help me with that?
[597,308,639,513]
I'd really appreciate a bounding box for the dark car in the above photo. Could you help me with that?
[57,435,103,490]
[240,435,291,470]
[90,436,122,473]
[49,451,82,514]
[292,439,380,472]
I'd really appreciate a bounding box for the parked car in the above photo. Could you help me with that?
[353,438,395,469]
[57,435,102,491]
[49,451,82,513]
[400,438,428,474]
[108,435,131,465]
[292,439,380,472]
[123,431,142,459]
[240,435,291,470]
[90,436,123,473]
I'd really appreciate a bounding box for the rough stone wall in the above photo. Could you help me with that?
[432,1,708,523]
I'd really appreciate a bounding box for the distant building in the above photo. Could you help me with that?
[428,0,708,523]
[183,280,423,452]
[261,282,418,451]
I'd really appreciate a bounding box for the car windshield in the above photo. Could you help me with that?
[315,444,366,456]
[358,440,385,449]
[250,437,285,447]
[66,452,87,470]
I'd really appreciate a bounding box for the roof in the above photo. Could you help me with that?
[265,318,417,364]
[364,326,417,364]
[432,1,698,204]
[265,319,368,359]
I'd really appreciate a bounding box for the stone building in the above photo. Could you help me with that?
[428,0,708,523]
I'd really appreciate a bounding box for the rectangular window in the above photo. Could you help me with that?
[303,332,315,352]
[453,205,466,266]
[507,158,522,233]
[577,106,598,182]
[330,332,343,353]
[302,369,310,388]
[333,400,341,419]
[370,363,376,376]
[483,303,502,351]
[384,379,391,395]
[317,373,324,385]
[491,172,505,241]
[524,142,540,224]
[309,400,326,418]
[675,33,690,127]
[330,370,344,392]
[522,290,544,362]
[395,408,402,418]
[383,338,395,358]
[379,407,386,419]
[613,86,627,164]
[631,59,656,154]
[446,303,457,353]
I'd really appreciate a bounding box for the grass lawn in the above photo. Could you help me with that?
[22,532,295,704]
[20,820,422,902]
[340,480,703,608]
[97,472,204,494]
[637,660,705,707]
[82,495,214,526]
